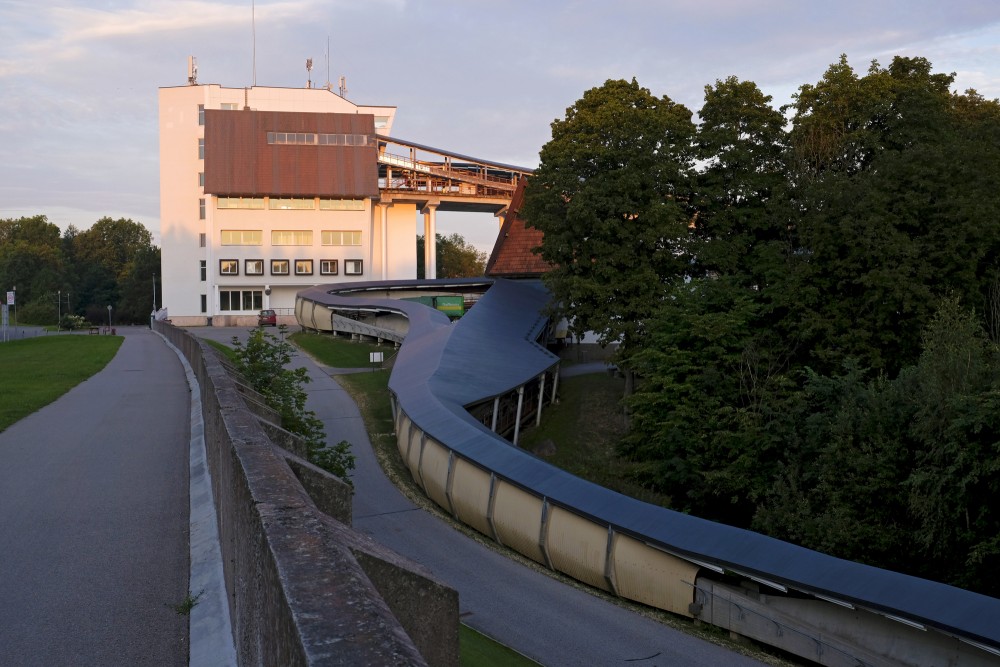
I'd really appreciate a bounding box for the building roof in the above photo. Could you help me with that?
[484,179,552,278]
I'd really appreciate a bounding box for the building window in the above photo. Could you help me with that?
[200,294,207,313]
[374,116,389,129]
[219,289,262,311]
[198,172,204,187]
[266,132,370,146]
[199,233,206,248]
[270,259,289,275]
[199,198,206,220]
[319,199,365,211]
[344,259,363,276]
[221,230,262,245]
[221,102,240,111]
[320,259,338,275]
[198,104,205,126]
[198,138,204,160]
[294,259,313,276]
[217,197,265,209]
[271,230,313,246]
[321,230,362,246]
[245,259,264,275]
[219,259,239,275]
[268,198,315,210]
[200,260,206,281]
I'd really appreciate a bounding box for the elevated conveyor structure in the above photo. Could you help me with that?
[377,135,532,211]
[296,279,1000,667]
[374,136,534,280]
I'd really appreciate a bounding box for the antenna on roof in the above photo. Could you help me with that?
[306,58,313,88]
[324,36,333,91]
[338,75,347,98]
[251,0,257,86]
[187,56,198,85]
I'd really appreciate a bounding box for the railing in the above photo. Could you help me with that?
[378,151,520,191]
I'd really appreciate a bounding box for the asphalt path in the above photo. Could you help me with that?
[196,327,769,667]
[0,327,189,667]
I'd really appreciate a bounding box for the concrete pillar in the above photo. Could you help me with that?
[379,203,389,280]
[422,203,438,279]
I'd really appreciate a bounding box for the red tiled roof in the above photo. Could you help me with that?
[485,179,552,278]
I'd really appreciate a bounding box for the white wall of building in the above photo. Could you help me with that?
[159,83,404,325]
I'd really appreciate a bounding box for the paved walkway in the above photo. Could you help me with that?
[0,327,190,667]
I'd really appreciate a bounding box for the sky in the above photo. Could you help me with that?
[2,0,1000,254]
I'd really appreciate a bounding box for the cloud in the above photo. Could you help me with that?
[3,0,1000,239]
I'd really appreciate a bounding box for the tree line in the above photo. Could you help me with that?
[523,55,1000,596]
[0,215,160,326]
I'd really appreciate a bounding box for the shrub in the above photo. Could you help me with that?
[59,314,89,331]
[231,326,356,484]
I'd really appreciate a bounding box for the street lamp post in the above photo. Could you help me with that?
[107,304,112,332]
[58,290,61,327]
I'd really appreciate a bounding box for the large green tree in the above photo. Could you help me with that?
[784,56,1000,374]
[522,79,696,364]
[693,76,788,284]
[586,56,1000,595]
[69,217,157,324]
[0,216,67,319]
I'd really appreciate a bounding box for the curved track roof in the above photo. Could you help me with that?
[297,278,1000,650]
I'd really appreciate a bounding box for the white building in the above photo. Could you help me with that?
[160,66,529,326]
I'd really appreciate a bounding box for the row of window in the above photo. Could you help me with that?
[199,290,266,314]
[215,197,366,211]
[266,132,371,146]
[216,258,362,277]
[219,290,262,312]
[219,229,362,246]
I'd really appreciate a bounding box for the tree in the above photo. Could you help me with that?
[416,232,487,278]
[693,76,788,285]
[71,217,154,284]
[783,56,1000,374]
[116,246,161,323]
[68,217,158,324]
[522,78,696,363]
[0,216,67,318]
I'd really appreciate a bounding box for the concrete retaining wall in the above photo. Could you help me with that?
[154,322,458,667]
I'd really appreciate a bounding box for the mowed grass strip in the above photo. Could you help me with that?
[0,335,123,432]
[460,624,541,667]
[202,337,237,362]
[290,330,396,368]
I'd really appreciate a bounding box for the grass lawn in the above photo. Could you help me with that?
[0,335,123,432]
[517,373,673,508]
[290,330,397,368]
[460,624,541,667]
